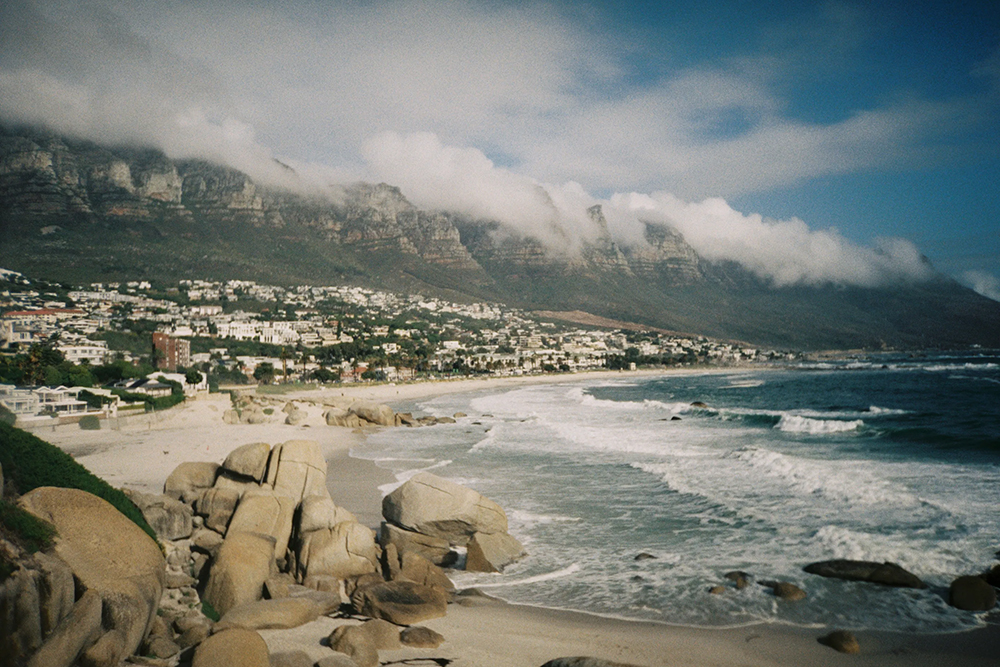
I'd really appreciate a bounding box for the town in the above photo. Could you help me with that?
[0,269,789,425]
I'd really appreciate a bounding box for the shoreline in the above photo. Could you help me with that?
[33,367,1000,666]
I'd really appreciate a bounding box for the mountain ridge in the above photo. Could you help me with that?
[2,125,999,350]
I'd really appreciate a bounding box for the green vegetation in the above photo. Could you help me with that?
[0,499,58,580]
[0,422,157,543]
[78,415,101,430]
[201,600,221,622]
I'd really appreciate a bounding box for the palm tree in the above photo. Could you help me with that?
[279,347,291,382]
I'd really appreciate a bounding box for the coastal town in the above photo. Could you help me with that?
[0,269,786,425]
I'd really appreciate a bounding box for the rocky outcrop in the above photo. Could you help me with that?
[803,560,925,588]
[164,461,220,503]
[18,487,166,667]
[124,489,193,541]
[191,627,270,667]
[949,575,997,611]
[203,531,276,615]
[351,580,449,625]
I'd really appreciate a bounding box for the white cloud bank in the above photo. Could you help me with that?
[0,0,981,288]
[963,271,1000,302]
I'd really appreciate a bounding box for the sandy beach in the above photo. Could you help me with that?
[35,369,1000,666]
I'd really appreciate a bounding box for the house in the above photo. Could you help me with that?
[58,341,110,365]
[114,378,173,398]
[0,384,39,416]
[33,386,88,415]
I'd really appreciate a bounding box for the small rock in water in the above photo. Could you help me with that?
[708,585,727,595]
[724,571,750,589]
[949,575,997,611]
[690,401,708,408]
[453,412,467,418]
[670,416,682,421]
[819,630,860,654]
[768,581,807,601]
[634,552,657,561]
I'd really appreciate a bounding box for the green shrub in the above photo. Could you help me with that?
[201,600,220,622]
[0,403,15,426]
[0,499,57,582]
[263,408,274,415]
[0,422,157,543]
[78,415,101,430]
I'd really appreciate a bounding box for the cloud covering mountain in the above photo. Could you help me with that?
[1,0,996,292]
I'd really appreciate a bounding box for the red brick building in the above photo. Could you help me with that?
[152,332,191,371]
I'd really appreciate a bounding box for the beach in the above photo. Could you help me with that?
[36,369,1000,666]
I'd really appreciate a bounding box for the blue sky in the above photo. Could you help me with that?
[1,0,997,295]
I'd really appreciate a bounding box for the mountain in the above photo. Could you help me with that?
[2,125,999,350]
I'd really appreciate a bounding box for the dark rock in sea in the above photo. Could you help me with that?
[762,581,807,601]
[984,564,1000,587]
[949,575,997,611]
[708,585,727,595]
[819,630,860,654]
[690,402,709,408]
[671,416,682,421]
[803,560,926,588]
[634,552,657,561]
[724,571,750,589]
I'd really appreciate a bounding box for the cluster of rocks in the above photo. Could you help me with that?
[700,557,999,655]
[323,397,463,429]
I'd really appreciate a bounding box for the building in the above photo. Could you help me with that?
[58,341,110,365]
[152,332,191,371]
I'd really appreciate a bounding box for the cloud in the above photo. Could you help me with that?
[962,271,1000,302]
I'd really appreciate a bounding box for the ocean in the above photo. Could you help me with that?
[356,352,1000,632]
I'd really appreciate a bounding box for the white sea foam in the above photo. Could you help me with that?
[459,563,583,588]
[866,405,909,415]
[775,414,863,433]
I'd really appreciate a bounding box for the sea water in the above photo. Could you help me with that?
[357,352,1000,632]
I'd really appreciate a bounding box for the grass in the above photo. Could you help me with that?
[0,499,57,581]
[0,421,158,544]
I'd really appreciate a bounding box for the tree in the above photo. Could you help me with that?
[254,362,276,384]
[279,347,291,381]
[185,369,202,386]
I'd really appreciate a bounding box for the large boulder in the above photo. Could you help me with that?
[802,560,926,588]
[214,597,325,631]
[192,628,269,667]
[819,630,861,654]
[124,489,193,540]
[269,440,329,502]
[329,619,401,667]
[949,575,997,611]
[221,442,271,482]
[25,589,103,667]
[379,522,453,565]
[465,531,525,573]
[19,487,166,667]
[225,487,295,561]
[395,550,454,592]
[164,462,219,503]
[351,581,448,625]
[349,402,396,427]
[382,473,507,544]
[203,531,276,615]
[298,522,379,581]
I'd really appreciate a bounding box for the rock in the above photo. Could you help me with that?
[26,589,103,667]
[286,584,343,614]
[397,413,417,426]
[34,551,76,636]
[633,552,656,561]
[540,659,642,667]
[270,651,316,667]
[330,619,401,650]
[264,573,295,599]
[221,442,271,482]
[690,401,708,408]
[349,402,396,427]
[382,472,507,544]
[949,575,997,611]
[174,615,212,649]
[191,628,269,667]
[453,412,467,419]
[352,581,449,625]
[299,495,357,533]
[397,550,454,591]
[165,462,220,504]
[326,408,366,428]
[379,522,453,566]
[125,489,194,541]
[345,572,385,599]
[285,410,307,426]
[329,624,379,667]
[708,585,726,595]
[985,564,1000,587]
[165,571,198,589]
[465,531,525,573]
[1,566,43,661]
[212,469,260,497]
[435,416,456,424]
[819,630,861,654]
[191,528,225,557]
[225,487,295,560]
[222,409,240,425]
[214,597,323,631]
[145,635,181,659]
[766,581,807,601]
[803,560,925,588]
[400,625,445,648]
[724,571,750,589]
[298,522,379,581]
[196,487,241,534]
[270,440,329,502]
[203,531,276,615]
[19,487,166,667]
